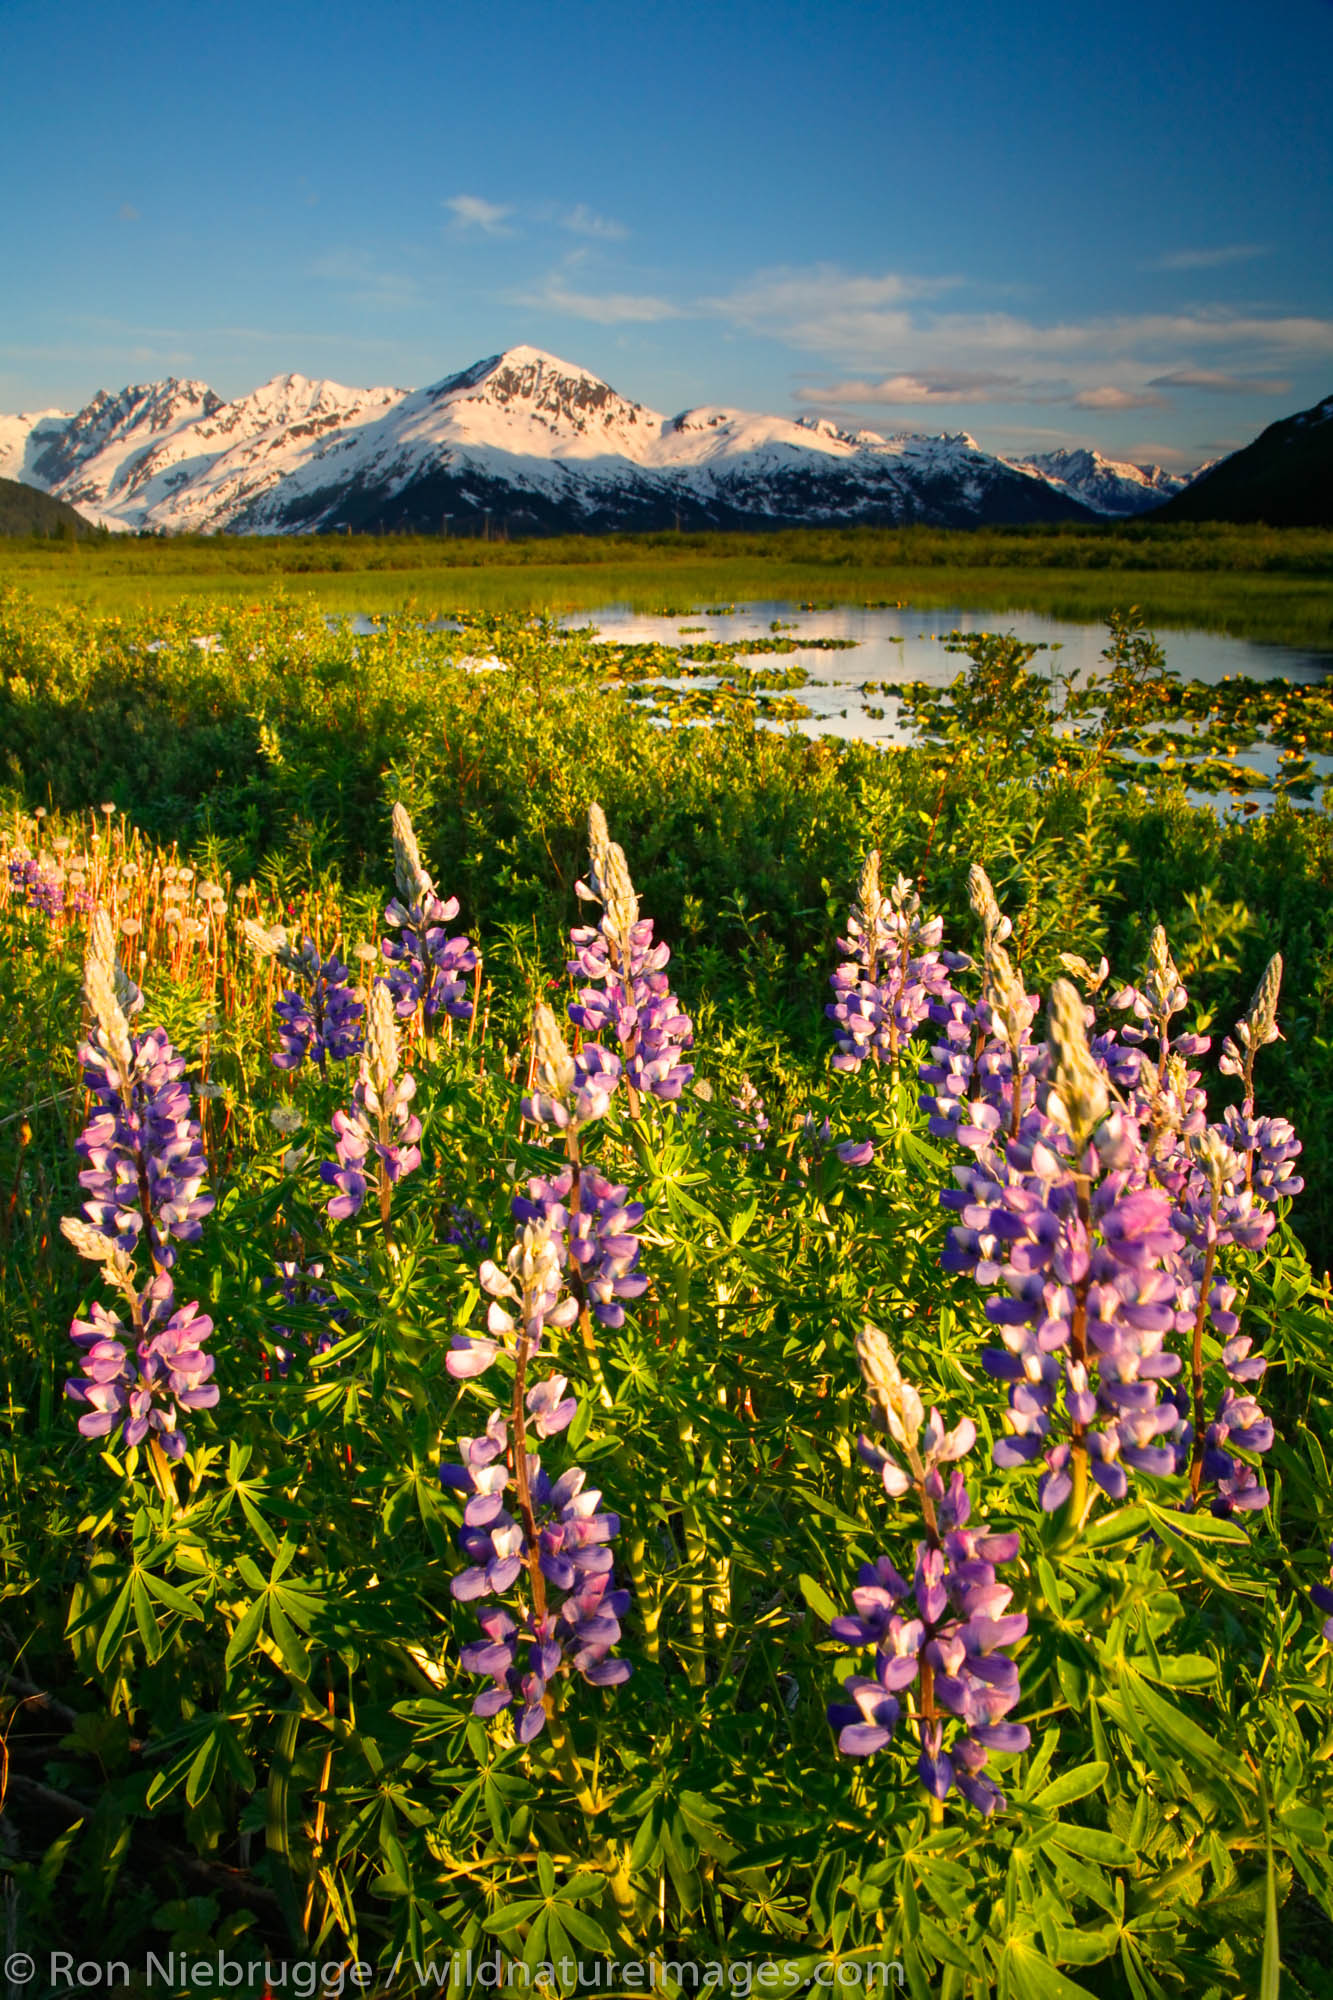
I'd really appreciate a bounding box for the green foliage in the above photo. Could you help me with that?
[1,524,1331,646]
[2,595,1333,1989]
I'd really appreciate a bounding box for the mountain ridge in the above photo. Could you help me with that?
[1151,393,1333,528]
[0,347,1200,536]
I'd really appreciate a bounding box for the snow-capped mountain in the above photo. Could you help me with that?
[5,347,1135,535]
[1005,448,1189,517]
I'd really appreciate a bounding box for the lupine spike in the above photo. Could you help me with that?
[366,981,399,1101]
[967,863,1010,948]
[1045,977,1110,1149]
[391,802,433,904]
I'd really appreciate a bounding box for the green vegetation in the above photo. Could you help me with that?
[0,475,100,539]
[1,521,1331,647]
[3,591,1333,1987]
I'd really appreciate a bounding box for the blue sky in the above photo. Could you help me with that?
[4,0,1331,468]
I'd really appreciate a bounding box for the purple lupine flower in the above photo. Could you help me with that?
[566,803,693,1103]
[828,1334,1028,1815]
[827,852,965,1072]
[243,919,364,1073]
[270,1259,352,1373]
[447,1219,579,1380]
[442,1202,490,1257]
[512,1166,649,1329]
[731,1077,769,1154]
[321,983,421,1223]
[75,939,212,1273]
[65,1273,219,1460]
[380,803,478,1027]
[272,942,364,1073]
[442,1397,631,1739]
[9,853,73,917]
[522,1002,621,1133]
[1311,1548,1333,1644]
[914,903,1296,1522]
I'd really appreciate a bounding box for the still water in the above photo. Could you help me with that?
[563,600,1331,748]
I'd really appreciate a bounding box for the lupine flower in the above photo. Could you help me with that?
[321,982,421,1222]
[731,1076,769,1153]
[442,1214,632,1739]
[441,1202,490,1257]
[828,853,963,1071]
[75,940,212,1270]
[447,1218,579,1380]
[1311,1548,1333,1644]
[271,1259,351,1373]
[244,921,364,1073]
[10,855,67,917]
[512,1168,649,1328]
[567,803,694,1102]
[1218,954,1283,1104]
[443,1406,630,1739]
[65,1272,218,1459]
[380,803,478,1026]
[522,1001,621,1132]
[827,1341,1028,1815]
[913,890,1297,1522]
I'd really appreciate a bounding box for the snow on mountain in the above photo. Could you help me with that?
[1007,448,1190,517]
[3,348,1111,535]
[0,408,73,486]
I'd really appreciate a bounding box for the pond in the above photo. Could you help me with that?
[563,599,1331,741]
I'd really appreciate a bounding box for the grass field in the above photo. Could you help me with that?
[4,522,1333,646]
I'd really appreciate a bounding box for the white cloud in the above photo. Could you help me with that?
[445,194,513,235]
[1148,244,1270,271]
[561,204,627,241]
[708,266,1333,376]
[1073,385,1169,410]
[795,371,1021,407]
[1148,369,1293,394]
[514,275,682,324]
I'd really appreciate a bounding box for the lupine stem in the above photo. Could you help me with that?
[511,1335,547,1622]
[626,1530,662,1662]
[1189,1227,1220,1501]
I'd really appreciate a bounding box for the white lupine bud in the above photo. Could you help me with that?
[579,802,639,944]
[1246,954,1283,1049]
[1059,951,1109,994]
[855,849,884,939]
[585,802,612,895]
[391,802,433,905]
[84,950,135,1087]
[964,864,996,940]
[60,1218,138,1297]
[87,905,143,1014]
[1190,1126,1244,1192]
[1142,925,1186,1024]
[61,1216,117,1263]
[532,1001,576,1102]
[985,941,1034,1048]
[366,982,400,1101]
[242,916,283,959]
[241,916,306,975]
[1046,977,1110,1148]
[856,1323,924,1453]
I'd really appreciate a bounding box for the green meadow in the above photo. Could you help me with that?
[3,522,1333,647]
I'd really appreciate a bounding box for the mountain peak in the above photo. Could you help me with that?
[425,346,646,437]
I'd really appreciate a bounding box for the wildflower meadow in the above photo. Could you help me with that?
[3,585,1333,1997]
